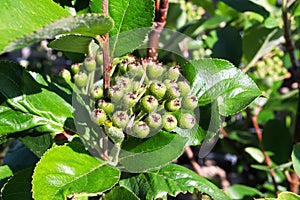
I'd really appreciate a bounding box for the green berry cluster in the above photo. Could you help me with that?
[89,57,198,140]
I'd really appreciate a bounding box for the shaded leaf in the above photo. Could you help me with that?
[292,144,300,177]
[119,131,188,173]
[32,144,120,200]
[1,168,33,200]
[0,165,13,181]
[103,186,139,200]
[120,164,231,200]
[19,134,52,158]
[182,58,261,116]
[227,184,263,199]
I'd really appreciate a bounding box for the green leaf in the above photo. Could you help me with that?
[182,58,261,116]
[292,144,300,177]
[212,26,242,67]
[220,0,270,17]
[278,192,300,200]
[263,120,292,164]
[245,147,265,163]
[0,165,13,180]
[119,131,188,172]
[103,186,139,200]
[0,61,74,140]
[242,24,282,67]
[0,0,69,54]
[90,0,154,57]
[32,144,120,200]
[120,164,231,200]
[5,14,114,52]
[48,35,94,54]
[19,134,52,158]
[1,167,33,200]
[227,184,263,199]
[174,124,206,146]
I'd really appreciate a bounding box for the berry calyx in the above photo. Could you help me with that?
[141,95,158,113]
[149,81,166,99]
[178,113,196,129]
[97,99,115,114]
[74,72,88,88]
[182,95,198,110]
[162,114,177,131]
[165,98,181,112]
[112,111,129,128]
[166,85,181,99]
[84,56,96,72]
[91,108,107,125]
[145,113,162,130]
[92,86,103,99]
[132,121,150,138]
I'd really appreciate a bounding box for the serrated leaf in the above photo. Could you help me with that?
[242,24,283,67]
[90,0,154,57]
[0,165,13,180]
[48,35,94,54]
[119,164,231,200]
[0,61,74,140]
[5,14,114,53]
[1,167,33,200]
[278,192,300,200]
[103,186,139,200]
[119,131,188,173]
[182,58,261,116]
[32,144,120,200]
[227,184,263,199]
[0,0,69,54]
[292,144,300,177]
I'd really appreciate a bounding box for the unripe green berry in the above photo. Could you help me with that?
[96,53,103,65]
[163,79,178,89]
[128,62,144,78]
[71,63,82,74]
[118,61,128,74]
[141,95,158,113]
[165,98,181,112]
[106,126,124,143]
[164,65,180,81]
[97,99,115,114]
[74,72,88,88]
[178,113,196,129]
[116,76,132,93]
[145,113,162,130]
[162,114,177,131]
[84,56,96,72]
[149,81,166,99]
[132,121,150,138]
[122,92,138,109]
[92,86,103,99]
[177,80,191,96]
[59,69,71,81]
[166,86,181,99]
[109,85,124,102]
[112,111,129,128]
[91,108,107,125]
[182,95,198,110]
[146,63,164,80]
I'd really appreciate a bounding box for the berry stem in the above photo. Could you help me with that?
[147,0,169,60]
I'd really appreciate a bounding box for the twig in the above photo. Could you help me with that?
[251,107,279,195]
[184,146,203,175]
[147,0,169,60]
[282,0,300,193]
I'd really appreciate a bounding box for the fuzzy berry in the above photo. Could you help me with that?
[145,113,162,130]
[162,114,178,131]
[146,63,164,80]
[149,81,166,99]
[182,95,198,110]
[59,69,71,81]
[109,85,124,102]
[141,95,158,113]
[74,72,88,88]
[84,56,96,72]
[164,65,181,81]
[97,99,115,114]
[118,61,128,75]
[112,111,129,128]
[116,76,132,93]
[177,80,191,96]
[122,92,138,109]
[96,53,103,65]
[132,121,150,138]
[165,98,181,112]
[92,86,103,99]
[106,126,124,143]
[178,113,196,129]
[166,85,181,99]
[91,108,107,125]
[163,79,178,89]
[127,62,144,78]
[71,63,82,74]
